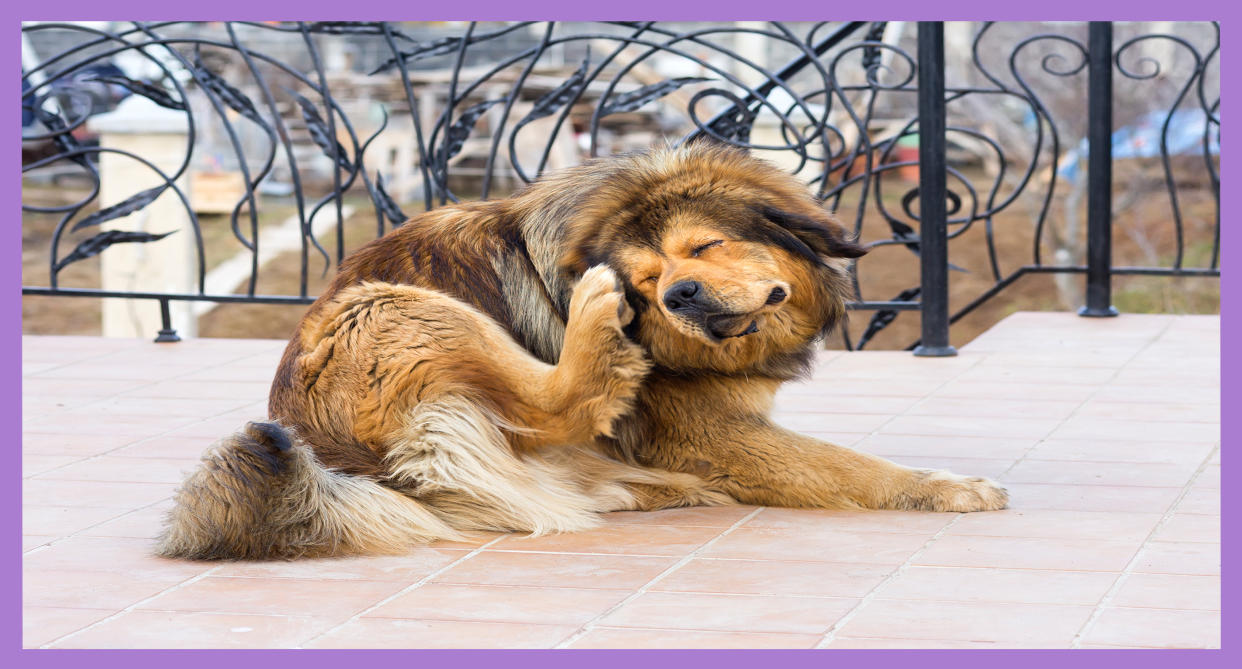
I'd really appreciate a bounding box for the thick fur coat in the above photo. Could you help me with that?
[159,145,1007,560]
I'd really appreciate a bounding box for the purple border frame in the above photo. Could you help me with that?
[8,3,1231,666]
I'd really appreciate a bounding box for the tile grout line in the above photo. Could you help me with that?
[813,310,1187,650]
[552,506,766,649]
[38,562,228,648]
[814,513,966,648]
[1067,442,1220,649]
[992,316,1182,482]
[22,496,175,556]
[293,535,508,648]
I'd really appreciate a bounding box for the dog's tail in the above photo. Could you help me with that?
[156,421,462,560]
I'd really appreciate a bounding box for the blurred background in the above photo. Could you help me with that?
[21,21,1220,350]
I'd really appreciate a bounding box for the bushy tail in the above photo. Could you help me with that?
[156,421,462,560]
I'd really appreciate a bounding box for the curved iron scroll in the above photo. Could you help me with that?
[21,21,1220,347]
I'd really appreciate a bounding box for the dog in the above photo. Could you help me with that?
[158,144,1007,560]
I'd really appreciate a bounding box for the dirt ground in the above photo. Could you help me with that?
[22,160,1219,350]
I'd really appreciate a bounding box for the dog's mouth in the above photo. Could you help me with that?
[704,313,761,342]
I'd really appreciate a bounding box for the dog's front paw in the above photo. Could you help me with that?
[569,265,632,331]
[903,470,1009,512]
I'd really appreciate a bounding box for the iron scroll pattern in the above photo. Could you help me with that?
[21,21,1220,347]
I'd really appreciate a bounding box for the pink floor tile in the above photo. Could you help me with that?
[1110,573,1220,611]
[304,618,577,649]
[23,535,55,551]
[1000,483,1182,513]
[1132,542,1220,576]
[877,566,1117,605]
[48,610,339,649]
[210,548,469,582]
[23,606,114,648]
[23,568,193,610]
[1082,607,1220,648]
[569,627,820,649]
[135,576,407,617]
[601,504,756,528]
[599,592,857,634]
[823,636,1009,649]
[906,397,1081,420]
[835,599,1094,646]
[946,509,1162,543]
[1023,438,1216,465]
[1152,513,1220,543]
[490,523,724,556]
[364,583,629,625]
[22,432,145,456]
[652,558,892,598]
[1048,418,1219,443]
[433,551,676,590]
[912,535,1141,572]
[1175,486,1220,515]
[704,527,931,565]
[1000,459,1198,488]
[17,314,1219,650]
[879,415,1062,439]
[742,508,956,534]
[77,501,174,539]
[23,504,128,537]
[22,455,83,478]
[1075,400,1220,424]
[32,455,194,484]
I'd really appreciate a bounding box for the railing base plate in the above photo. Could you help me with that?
[155,329,182,343]
[1077,305,1120,318]
[912,344,958,357]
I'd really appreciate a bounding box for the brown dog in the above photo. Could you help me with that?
[158,144,1007,560]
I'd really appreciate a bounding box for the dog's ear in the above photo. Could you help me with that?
[756,205,868,265]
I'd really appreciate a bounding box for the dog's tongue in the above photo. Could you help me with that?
[708,315,759,339]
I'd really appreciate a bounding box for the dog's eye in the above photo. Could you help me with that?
[642,275,659,284]
[690,240,723,257]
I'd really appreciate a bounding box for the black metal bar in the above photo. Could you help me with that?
[1080,21,1119,318]
[154,297,181,343]
[683,21,868,144]
[912,22,956,357]
[23,287,315,305]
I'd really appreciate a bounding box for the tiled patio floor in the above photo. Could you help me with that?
[22,312,1220,649]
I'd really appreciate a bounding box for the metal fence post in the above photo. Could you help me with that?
[1080,21,1120,317]
[913,21,957,357]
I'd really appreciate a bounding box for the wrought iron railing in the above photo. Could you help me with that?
[21,21,1220,351]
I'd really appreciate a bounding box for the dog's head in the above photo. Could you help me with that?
[560,145,866,377]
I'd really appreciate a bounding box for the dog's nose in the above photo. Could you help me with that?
[663,280,706,313]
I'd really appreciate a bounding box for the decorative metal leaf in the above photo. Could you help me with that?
[600,77,709,117]
[71,186,166,232]
[435,98,507,166]
[192,51,263,124]
[514,55,590,132]
[54,230,176,272]
[370,36,464,75]
[32,104,92,169]
[85,75,185,110]
[856,286,920,350]
[371,172,408,225]
[289,91,353,171]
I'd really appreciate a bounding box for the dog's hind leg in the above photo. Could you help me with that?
[380,395,623,535]
[157,422,462,560]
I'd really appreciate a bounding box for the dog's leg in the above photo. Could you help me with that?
[661,422,1008,512]
[534,265,650,440]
